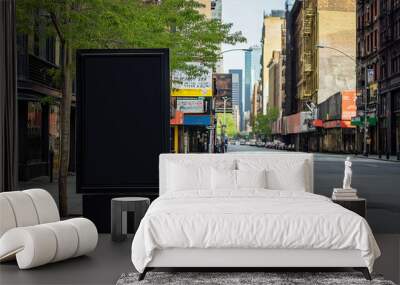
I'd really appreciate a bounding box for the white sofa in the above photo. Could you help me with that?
[0,189,98,269]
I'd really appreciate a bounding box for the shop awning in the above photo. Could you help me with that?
[183,114,211,126]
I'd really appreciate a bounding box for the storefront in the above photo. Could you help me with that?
[183,115,212,153]
[170,113,214,153]
[321,120,355,153]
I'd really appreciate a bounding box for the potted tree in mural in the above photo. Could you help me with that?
[16,0,245,216]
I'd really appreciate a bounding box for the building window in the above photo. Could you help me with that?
[45,37,55,63]
[381,55,387,79]
[392,55,399,75]
[380,94,387,116]
[394,92,400,111]
[27,102,43,162]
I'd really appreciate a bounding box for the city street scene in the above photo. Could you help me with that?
[1,0,400,284]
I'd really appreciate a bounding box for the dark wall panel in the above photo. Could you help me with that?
[76,49,170,195]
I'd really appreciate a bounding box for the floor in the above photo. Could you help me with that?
[1,234,399,285]
[0,235,133,285]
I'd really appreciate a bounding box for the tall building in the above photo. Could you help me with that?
[211,0,223,72]
[16,32,74,181]
[197,0,212,19]
[355,0,379,154]
[211,0,222,20]
[356,0,400,155]
[170,2,215,153]
[284,0,356,151]
[229,69,243,130]
[261,11,285,114]
[251,81,263,128]
[244,46,262,117]
[378,0,400,156]
[268,51,283,113]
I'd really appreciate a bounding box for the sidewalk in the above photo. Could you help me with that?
[353,154,400,163]
[17,175,82,215]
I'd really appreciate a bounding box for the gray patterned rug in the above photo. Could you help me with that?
[116,272,396,285]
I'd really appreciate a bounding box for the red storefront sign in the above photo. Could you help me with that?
[323,120,355,129]
[312,119,323,127]
[170,111,184,125]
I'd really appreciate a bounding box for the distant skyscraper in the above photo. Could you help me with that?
[229,69,243,130]
[244,46,262,113]
[261,11,284,114]
[211,0,222,20]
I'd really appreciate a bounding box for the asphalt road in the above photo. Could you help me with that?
[228,144,400,234]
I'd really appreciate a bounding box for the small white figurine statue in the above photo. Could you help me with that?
[342,156,352,190]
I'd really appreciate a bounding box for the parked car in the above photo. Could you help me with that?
[249,139,257,146]
[240,139,246,145]
[256,141,265,147]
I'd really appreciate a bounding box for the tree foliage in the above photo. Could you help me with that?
[216,113,238,138]
[16,0,245,216]
[17,0,246,75]
[253,107,279,139]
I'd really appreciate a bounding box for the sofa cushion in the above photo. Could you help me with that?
[0,218,98,269]
[23,189,60,224]
[1,191,39,227]
[0,196,17,237]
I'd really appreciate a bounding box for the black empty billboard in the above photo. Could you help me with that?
[76,49,170,194]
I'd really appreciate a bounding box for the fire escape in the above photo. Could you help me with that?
[300,0,316,101]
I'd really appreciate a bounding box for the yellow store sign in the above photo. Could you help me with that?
[172,88,212,97]
[172,62,212,97]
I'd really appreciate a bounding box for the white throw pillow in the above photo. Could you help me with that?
[266,161,307,191]
[211,168,237,190]
[236,169,267,189]
[237,159,308,191]
[167,162,211,191]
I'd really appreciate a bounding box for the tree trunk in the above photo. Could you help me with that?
[58,43,72,217]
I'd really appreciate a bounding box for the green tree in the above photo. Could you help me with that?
[16,0,245,216]
[216,113,237,138]
[253,107,279,139]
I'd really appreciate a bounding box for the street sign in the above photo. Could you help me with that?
[176,98,204,113]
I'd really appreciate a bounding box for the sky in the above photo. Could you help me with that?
[221,0,285,73]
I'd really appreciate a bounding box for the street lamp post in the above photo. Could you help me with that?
[218,48,253,55]
[315,44,368,156]
[221,96,231,153]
